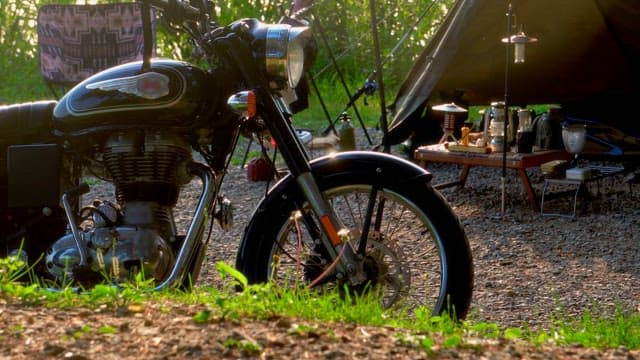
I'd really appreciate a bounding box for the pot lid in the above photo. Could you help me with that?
[432,102,468,113]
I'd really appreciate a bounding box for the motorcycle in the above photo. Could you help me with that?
[0,0,472,317]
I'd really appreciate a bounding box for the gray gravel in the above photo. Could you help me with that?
[86,128,640,331]
[444,165,640,330]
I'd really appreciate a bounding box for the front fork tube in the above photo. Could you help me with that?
[295,172,366,285]
[262,94,365,283]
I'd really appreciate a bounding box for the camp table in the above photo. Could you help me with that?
[414,143,569,211]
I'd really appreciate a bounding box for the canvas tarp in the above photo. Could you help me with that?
[386,0,640,143]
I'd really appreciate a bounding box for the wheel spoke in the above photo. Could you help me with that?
[265,184,450,312]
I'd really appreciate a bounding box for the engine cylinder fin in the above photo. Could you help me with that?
[103,131,192,206]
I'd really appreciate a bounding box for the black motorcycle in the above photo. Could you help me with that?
[0,0,472,317]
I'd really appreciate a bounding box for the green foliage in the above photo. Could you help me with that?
[468,321,501,339]
[192,309,212,324]
[216,261,248,290]
[74,324,92,338]
[97,325,118,334]
[0,0,452,108]
[503,327,524,340]
[419,336,435,353]
[293,73,384,131]
[548,305,640,349]
[442,333,462,348]
[215,0,287,24]
[0,254,28,285]
[308,0,454,89]
[223,337,262,355]
[0,0,54,102]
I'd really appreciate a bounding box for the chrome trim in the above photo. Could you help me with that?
[86,72,170,100]
[265,25,290,85]
[155,162,216,290]
[227,91,253,117]
[66,63,187,117]
[264,24,309,89]
[61,191,88,266]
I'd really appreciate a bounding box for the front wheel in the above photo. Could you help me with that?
[238,171,473,318]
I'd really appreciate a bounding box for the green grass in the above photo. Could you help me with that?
[548,305,640,349]
[1,257,640,354]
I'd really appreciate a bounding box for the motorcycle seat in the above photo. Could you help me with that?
[0,101,57,144]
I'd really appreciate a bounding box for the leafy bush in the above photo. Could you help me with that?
[0,0,451,104]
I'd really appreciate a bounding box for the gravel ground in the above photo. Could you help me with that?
[175,128,640,330]
[195,128,640,330]
[2,128,639,359]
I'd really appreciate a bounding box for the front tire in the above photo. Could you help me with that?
[238,172,473,318]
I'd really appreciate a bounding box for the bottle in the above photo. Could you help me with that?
[338,112,356,151]
[460,123,470,146]
[517,109,532,132]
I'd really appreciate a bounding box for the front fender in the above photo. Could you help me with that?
[236,151,432,265]
[265,151,432,208]
[307,150,431,185]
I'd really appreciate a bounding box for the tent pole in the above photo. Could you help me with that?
[369,0,389,152]
[502,3,513,217]
[308,71,338,135]
[312,9,373,145]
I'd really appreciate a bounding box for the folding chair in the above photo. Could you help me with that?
[37,2,155,98]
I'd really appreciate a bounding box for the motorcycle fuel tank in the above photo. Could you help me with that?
[53,59,217,134]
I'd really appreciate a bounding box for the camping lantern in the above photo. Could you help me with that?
[562,124,587,165]
[432,102,468,144]
[502,30,538,64]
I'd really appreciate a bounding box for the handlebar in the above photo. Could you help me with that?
[144,0,200,22]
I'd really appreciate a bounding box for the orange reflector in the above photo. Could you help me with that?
[246,90,256,117]
[320,215,342,246]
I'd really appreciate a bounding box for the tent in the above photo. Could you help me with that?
[385,0,640,148]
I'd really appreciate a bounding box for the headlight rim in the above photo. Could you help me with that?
[264,23,310,90]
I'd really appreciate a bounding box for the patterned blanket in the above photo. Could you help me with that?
[37,3,155,86]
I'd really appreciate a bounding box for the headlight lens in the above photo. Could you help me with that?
[265,24,310,89]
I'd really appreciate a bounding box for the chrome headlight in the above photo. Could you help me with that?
[265,24,308,89]
[238,19,311,90]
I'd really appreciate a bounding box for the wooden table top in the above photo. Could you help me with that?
[414,144,569,169]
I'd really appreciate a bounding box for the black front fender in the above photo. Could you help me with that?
[306,150,431,185]
[261,151,432,210]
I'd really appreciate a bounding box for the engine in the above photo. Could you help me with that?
[104,131,193,206]
[46,131,194,284]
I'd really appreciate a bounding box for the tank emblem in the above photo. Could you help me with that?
[86,72,170,100]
